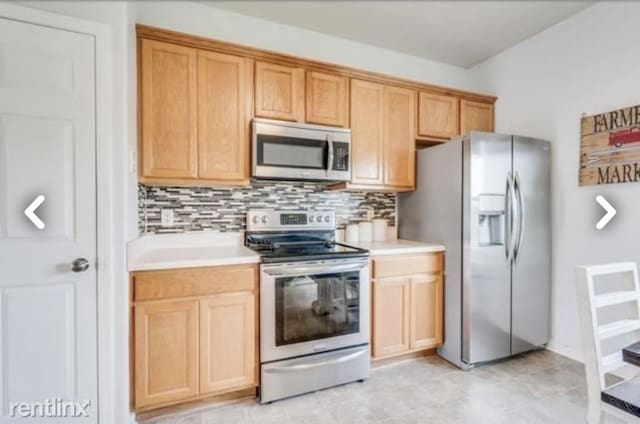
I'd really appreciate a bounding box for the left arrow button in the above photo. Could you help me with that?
[25,195,45,230]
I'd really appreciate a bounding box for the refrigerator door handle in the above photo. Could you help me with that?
[513,171,525,264]
[504,173,511,261]
[504,172,518,263]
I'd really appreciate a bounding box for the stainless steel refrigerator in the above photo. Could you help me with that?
[399,132,550,369]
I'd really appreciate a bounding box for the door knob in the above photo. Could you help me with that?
[71,258,90,273]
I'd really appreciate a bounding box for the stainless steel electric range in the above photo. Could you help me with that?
[246,210,370,403]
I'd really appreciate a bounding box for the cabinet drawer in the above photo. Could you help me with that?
[133,265,258,301]
[372,253,442,278]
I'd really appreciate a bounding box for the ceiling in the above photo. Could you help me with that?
[204,1,593,68]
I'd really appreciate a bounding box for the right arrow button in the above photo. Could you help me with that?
[596,195,616,230]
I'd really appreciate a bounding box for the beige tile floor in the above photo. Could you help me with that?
[139,350,626,424]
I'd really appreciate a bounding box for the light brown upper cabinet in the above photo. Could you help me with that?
[140,39,198,180]
[197,51,252,184]
[417,92,460,140]
[139,39,252,186]
[350,79,384,186]
[254,61,305,122]
[461,99,495,134]
[306,71,349,127]
[137,26,496,189]
[383,86,416,189]
[346,81,415,191]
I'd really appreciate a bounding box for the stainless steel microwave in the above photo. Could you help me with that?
[252,118,351,182]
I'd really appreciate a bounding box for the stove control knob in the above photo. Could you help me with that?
[261,216,269,224]
[252,216,259,224]
[324,215,331,223]
[309,215,314,223]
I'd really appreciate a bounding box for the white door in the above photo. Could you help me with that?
[0,17,97,423]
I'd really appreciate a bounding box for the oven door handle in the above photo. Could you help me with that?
[263,348,368,374]
[262,261,368,276]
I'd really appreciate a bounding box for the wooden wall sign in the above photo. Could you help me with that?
[580,104,640,185]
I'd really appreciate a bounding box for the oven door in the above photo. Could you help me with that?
[252,119,351,181]
[260,258,369,363]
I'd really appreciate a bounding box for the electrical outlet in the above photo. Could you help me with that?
[161,209,174,227]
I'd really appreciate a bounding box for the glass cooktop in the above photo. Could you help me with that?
[246,232,368,263]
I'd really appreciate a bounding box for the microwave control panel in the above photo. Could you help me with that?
[333,142,349,171]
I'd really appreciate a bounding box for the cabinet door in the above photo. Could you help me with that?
[460,99,494,134]
[197,51,251,183]
[134,300,199,408]
[306,71,349,127]
[200,292,256,394]
[255,61,304,122]
[372,277,411,358]
[350,79,384,185]
[383,86,416,188]
[140,39,198,179]
[418,92,459,139]
[410,273,443,350]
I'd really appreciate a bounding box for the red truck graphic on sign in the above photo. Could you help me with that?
[609,126,640,147]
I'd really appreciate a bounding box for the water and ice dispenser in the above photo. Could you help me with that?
[478,194,505,246]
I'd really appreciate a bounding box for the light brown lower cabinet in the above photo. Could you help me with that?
[371,253,443,360]
[134,299,200,408]
[131,264,258,411]
[410,273,443,350]
[200,292,256,394]
[372,277,411,357]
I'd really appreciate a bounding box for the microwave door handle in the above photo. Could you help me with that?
[326,134,334,177]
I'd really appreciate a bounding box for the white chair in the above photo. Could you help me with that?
[576,262,640,423]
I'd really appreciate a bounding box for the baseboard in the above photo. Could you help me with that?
[546,340,584,363]
[134,388,256,422]
[371,348,435,368]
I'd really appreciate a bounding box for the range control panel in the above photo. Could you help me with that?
[247,210,335,232]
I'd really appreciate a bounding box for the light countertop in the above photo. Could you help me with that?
[128,232,259,272]
[128,232,445,272]
[346,239,445,256]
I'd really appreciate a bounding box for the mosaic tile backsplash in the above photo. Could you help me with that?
[138,181,396,234]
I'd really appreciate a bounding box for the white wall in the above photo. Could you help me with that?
[133,1,478,92]
[472,2,640,361]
